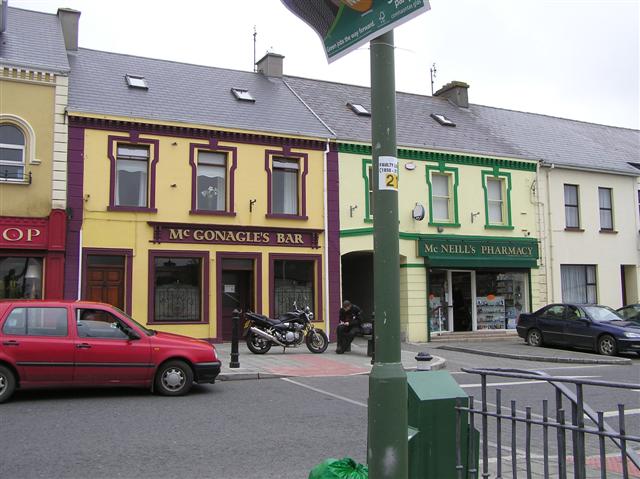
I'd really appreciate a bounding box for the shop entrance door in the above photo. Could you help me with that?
[452,272,473,332]
[220,259,254,341]
[85,255,125,311]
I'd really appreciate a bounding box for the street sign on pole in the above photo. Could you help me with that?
[281,0,430,62]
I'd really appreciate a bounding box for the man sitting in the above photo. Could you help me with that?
[336,300,362,354]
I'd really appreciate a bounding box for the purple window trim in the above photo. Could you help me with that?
[326,146,341,341]
[108,134,160,211]
[107,206,158,213]
[216,252,262,341]
[81,248,133,315]
[268,253,322,323]
[69,116,326,151]
[147,249,210,325]
[264,147,308,218]
[189,140,238,215]
[265,214,309,221]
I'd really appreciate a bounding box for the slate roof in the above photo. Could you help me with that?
[0,7,69,72]
[68,49,334,139]
[284,76,640,175]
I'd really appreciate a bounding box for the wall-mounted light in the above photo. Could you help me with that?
[405,162,416,171]
[412,203,425,221]
[170,183,177,188]
[436,226,444,233]
[249,199,257,212]
[172,141,178,146]
[470,211,480,223]
[349,205,358,217]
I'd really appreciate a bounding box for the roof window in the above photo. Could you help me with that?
[125,75,148,89]
[430,113,456,127]
[347,102,371,116]
[231,88,255,102]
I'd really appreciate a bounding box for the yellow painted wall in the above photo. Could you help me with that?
[0,78,56,217]
[338,149,542,342]
[81,128,327,339]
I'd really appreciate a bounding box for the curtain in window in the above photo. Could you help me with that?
[116,159,148,207]
[564,185,579,227]
[154,257,201,322]
[487,178,503,223]
[273,159,298,215]
[432,174,450,220]
[561,265,597,304]
[598,188,613,229]
[197,151,226,211]
[273,260,314,317]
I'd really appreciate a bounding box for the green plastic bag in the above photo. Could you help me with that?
[308,457,368,479]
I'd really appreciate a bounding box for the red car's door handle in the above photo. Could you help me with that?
[76,343,92,349]
[2,340,19,346]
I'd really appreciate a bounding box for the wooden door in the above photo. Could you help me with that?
[85,255,125,311]
[221,270,252,340]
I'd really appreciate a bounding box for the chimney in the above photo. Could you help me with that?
[434,81,469,108]
[0,0,8,34]
[57,8,81,51]
[256,53,284,78]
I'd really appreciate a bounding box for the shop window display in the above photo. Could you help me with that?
[0,257,43,299]
[476,271,527,329]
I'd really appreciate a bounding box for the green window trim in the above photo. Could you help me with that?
[337,142,537,172]
[425,163,461,227]
[362,159,373,223]
[481,170,514,230]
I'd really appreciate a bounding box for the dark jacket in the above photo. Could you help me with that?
[339,304,362,326]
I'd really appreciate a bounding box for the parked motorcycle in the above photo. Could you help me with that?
[244,303,328,354]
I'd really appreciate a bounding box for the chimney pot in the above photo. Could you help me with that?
[256,53,284,78]
[434,81,469,108]
[57,8,81,52]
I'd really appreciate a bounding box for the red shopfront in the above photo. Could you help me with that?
[0,210,66,300]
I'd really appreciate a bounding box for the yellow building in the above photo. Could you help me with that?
[64,49,337,341]
[0,7,73,300]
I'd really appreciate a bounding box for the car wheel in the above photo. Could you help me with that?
[526,329,543,347]
[0,365,16,404]
[597,335,617,356]
[154,360,194,396]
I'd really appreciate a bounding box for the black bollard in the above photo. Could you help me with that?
[229,308,240,368]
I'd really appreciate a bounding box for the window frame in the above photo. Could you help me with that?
[189,141,237,216]
[269,253,322,322]
[2,306,68,337]
[0,123,27,183]
[482,171,514,229]
[426,165,460,227]
[108,135,159,212]
[560,264,597,304]
[265,148,308,220]
[147,250,210,325]
[598,187,614,232]
[362,159,374,223]
[563,184,581,229]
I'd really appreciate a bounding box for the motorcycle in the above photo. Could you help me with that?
[243,303,329,354]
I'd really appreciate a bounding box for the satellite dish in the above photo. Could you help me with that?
[412,203,425,221]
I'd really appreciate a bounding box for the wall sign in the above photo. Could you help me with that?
[378,156,398,191]
[149,222,321,249]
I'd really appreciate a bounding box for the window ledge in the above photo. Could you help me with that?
[147,321,208,325]
[564,227,585,232]
[0,179,30,186]
[190,210,236,217]
[265,213,308,220]
[108,206,158,213]
[429,222,461,228]
[599,229,618,234]
[484,225,515,230]
[364,218,373,224]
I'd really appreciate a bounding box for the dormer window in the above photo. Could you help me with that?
[231,88,255,102]
[347,102,370,116]
[125,75,148,89]
[431,113,455,127]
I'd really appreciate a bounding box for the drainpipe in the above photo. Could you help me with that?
[76,227,83,299]
[545,164,555,302]
[323,139,331,338]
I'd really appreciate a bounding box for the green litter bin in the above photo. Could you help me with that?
[407,370,479,478]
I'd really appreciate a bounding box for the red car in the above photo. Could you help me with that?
[0,300,221,403]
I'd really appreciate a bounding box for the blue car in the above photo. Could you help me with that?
[516,303,640,356]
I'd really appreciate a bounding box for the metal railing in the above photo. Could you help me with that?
[456,368,640,478]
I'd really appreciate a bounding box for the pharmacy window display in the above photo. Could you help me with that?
[476,271,528,329]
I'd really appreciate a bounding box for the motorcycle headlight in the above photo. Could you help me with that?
[308,312,314,321]
[623,332,640,338]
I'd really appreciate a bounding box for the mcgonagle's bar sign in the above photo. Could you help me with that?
[282,0,430,63]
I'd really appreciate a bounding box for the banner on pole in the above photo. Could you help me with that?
[281,0,430,63]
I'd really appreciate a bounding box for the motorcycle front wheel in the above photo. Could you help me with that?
[246,331,272,354]
[305,329,328,353]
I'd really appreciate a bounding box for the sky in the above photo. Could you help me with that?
[12,0,640,130]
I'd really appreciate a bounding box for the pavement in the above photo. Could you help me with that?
[215,335,634,381]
